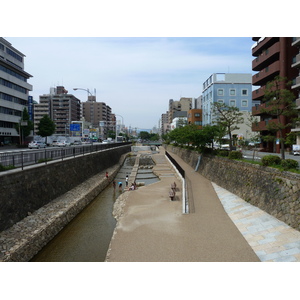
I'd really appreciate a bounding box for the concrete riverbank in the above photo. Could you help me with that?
[0,152,129,262]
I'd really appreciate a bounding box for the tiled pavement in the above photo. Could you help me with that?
[212,183,300,262]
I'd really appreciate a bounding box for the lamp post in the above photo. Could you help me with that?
[73,88,93,97]
[115,114,124,142]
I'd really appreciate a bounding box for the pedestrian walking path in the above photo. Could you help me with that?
[106,147,300,262]
[213,184,300,262]
[106,148,260,262]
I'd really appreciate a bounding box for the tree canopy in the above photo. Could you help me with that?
[37,115,56,143]
[212,102,244,151]
[15,107,34,144]
[261,76,298,159]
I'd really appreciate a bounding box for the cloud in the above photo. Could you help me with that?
[6,37,253,128]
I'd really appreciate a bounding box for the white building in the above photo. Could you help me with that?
[0,37,33,145]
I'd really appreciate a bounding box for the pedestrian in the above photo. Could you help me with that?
[125,174,128,187]
[118,182,122,191]
[106,171,109,180]
[113,180,116,189]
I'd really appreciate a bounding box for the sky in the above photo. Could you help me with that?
[5,37,254,130]
[3,1,296,131]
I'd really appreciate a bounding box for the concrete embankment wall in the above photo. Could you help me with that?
[165,145,300,231]
[0,147,131,261]
[0,145,131,232]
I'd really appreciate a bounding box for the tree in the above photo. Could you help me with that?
[261,76,298,159]
[212,102,244,151]
[15,108,34,144]
[37,115,56,144]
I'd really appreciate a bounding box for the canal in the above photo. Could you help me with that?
[30,155,158,262]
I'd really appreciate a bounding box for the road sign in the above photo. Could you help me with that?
[70,124,81,131]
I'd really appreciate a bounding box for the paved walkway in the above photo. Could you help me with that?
[107,148,255,262]
[106,148,300,262]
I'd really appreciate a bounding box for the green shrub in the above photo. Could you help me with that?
[261,155,281,166]
[0,164,15,172]
[218,150,229,157]
[281,159,299,170]
[228,150,243,160]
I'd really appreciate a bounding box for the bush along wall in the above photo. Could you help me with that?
[165,145,300,231]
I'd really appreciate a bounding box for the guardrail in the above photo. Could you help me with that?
[0,142,131,171]
[165,151,188,214]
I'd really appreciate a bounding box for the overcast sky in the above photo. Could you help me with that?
[5,37,255,130]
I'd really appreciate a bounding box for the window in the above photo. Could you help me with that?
[217,89,224,96]
[229,99,236,107]
[218,99,224,104]
[242,89,248,96]
[241,100,248,107]
[230,89,236,96]
[194,113,200,117]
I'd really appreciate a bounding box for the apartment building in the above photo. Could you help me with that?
[34,86,81,135]
[202,73,254,126]
[291,37,300,145]
[251,37,298,152]
[0,37,33,144]
[82,97,112,139]
[168,97,192,124]
[160,112,170,136]
[188,109,202,128]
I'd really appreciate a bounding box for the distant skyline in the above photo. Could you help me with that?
[6,37,254,129]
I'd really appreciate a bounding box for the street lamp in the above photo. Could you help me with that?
[73,88,93,98]
[115,114,124,142]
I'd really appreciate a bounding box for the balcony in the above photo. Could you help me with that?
[292,76,300,90]
[252,42,280,71]
[291,53,300,69]
[252,118,279,132]
[252,60,280,86]
[252,37,279,56]
[252,86,266,100]
[292,37,300,47]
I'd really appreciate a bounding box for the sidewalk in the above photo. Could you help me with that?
[106,148,260,262]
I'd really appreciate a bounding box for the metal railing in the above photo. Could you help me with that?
[0,142,131,171]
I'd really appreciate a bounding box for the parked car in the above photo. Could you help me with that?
[102,140,109,144]
[56,140,70,147]
[51,140,59,147]
[28,141,46,149]
[73,140,82,145]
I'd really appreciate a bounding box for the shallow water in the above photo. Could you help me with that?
[30,158,158,262]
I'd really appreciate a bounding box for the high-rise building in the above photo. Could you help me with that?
[82,97,112,139]
[251,37,298,152]
[291,37,300,145]
[34,86,81,135]
[202,73,254,127]
[160,112,170,136]
[0,37,33,145]
[168,97,192,124]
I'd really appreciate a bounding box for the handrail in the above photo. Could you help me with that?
[0,142,131,171]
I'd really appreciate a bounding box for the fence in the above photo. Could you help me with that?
[165,151,188,214]
[0,142,131,171]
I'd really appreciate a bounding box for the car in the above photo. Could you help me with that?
[28,141,46,149]
[102,140,109,144]
[56,140,70,147]
[73,140,82,145]
[51,140,59,147]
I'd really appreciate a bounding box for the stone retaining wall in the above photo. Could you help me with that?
[0,145,130,232]
[165,145,300,231]
[0,152,129,262]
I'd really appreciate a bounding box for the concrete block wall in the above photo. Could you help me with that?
[165,145,300,231]
[0,145,131,232]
